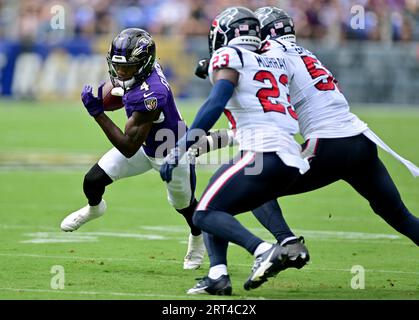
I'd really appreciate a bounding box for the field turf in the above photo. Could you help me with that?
[0,100,418,300]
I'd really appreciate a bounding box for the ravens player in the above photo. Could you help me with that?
[60,28,205,270]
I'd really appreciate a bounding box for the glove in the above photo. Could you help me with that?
[160,147,181,183]
[81,85,104,117]
[194,58,210,79]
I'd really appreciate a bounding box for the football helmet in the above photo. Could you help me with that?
[107,28,156,90]
[208,7,261,55]
[255,6,296,43]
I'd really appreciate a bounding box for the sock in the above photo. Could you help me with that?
[176,199,201,236]
[193,210,264,255]
[83,164,113,206]
[208,264,228,279]
[254,242,272,257]
[204,232,229,266]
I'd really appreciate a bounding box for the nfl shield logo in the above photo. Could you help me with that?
[144,97,158,111]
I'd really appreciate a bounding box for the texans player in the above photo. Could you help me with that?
[187,7,419,292]
[60,28,205,270]
[160,7,310,295]
[251,6,419,253]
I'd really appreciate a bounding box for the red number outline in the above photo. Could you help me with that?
[253,70,297,120]
[302,56,336,91]
[253,70,286,114]
[212,53,230,70]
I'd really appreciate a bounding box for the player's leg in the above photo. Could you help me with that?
[186,231,232,295]
[190,152,300,293]
[151,157,204,269]
[61,147,152,231]
[343,136,419,245]
[83,164,113,206]
[252,200,310,269]
[251,138,343,268]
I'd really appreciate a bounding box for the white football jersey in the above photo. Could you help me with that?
[208,45,301,156]
[263,39,368,140]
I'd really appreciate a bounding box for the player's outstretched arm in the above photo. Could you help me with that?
[181,68,239,150]
[160,68,238,183]
[94,110,159,158]
[189,129,236,158]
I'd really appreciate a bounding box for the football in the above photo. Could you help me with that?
[100,80,124,111]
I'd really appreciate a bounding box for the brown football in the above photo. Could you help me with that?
[101,80,124,111]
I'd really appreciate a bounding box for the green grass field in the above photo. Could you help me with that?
[0,99,418,300]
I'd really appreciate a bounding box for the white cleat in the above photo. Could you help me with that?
[183,233,205,270]
[60,200,106,232]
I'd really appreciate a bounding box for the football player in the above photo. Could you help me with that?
[189,7,419,291]
[60,28,205,270]
[160,7,310,295]
[252,6,419,251]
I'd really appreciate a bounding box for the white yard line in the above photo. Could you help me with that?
[0,252,139,262]
[0,252,417,275]
[0,287,266,300]
[1,223,406,241]
[0,287,233,300]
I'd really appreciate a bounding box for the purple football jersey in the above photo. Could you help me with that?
[122,63,186,158]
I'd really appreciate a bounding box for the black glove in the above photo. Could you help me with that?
[194,58,210,79]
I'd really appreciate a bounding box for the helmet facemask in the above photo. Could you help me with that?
[107,28,156,91]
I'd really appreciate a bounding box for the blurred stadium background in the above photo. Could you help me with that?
[0,0,419,103]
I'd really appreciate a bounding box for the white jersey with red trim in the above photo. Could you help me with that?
[263,39,368,140]
[208,45,303,159]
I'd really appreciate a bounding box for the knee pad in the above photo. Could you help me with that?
[83,164,113,202]
[84,164,112,186]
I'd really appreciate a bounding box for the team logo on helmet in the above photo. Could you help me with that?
[132,37,151,57]
[218,7,238,32]
[209,7,261,55]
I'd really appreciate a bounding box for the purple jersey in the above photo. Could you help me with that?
[122,63,186,158]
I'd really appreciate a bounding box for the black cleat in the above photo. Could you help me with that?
[244,243,289,290]
[282,236,310,270]
[187,275,232,295]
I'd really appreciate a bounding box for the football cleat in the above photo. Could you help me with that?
[282,236,310,270]
[60,200,106,232]
[183,234,205,270]
[244,243,289,290]
[187,275,232,295]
